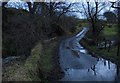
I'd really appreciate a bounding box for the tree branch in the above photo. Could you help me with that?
[111,2,120,9]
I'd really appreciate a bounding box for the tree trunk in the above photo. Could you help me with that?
[117,65,119,76]
[92,23,96,37]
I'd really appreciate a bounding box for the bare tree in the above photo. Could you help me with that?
[81,1,108,37]
[56,2,72,22]
[27,1,40,14]
[46,2,74,22]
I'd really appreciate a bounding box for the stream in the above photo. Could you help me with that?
[59,27,120,81]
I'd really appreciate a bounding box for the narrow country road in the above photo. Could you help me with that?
[59,27,118,81]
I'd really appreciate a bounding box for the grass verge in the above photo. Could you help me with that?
[2,39,64,81]
[80,24,120,66]
[39,38,64,81]
[102,24,118,39]
[2,42,42,81]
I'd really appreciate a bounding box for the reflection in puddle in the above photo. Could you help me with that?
[80,49,87,53]
[60,28,120,81]
[61,58,119,81]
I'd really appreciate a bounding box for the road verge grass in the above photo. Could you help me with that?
[2,42,42,81]
[2,39,63,81]
[80,24,120,66]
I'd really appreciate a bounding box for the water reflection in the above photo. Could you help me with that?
[59,28,120,81]
[115,66,120,82]
[80,49,87,53]
[108,61,110,69]
[61,58,119,81]
[104,59,106,66]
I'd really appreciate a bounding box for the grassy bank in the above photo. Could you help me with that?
[80,24,120,66]
[2,39,63,81]
[2,42,42,81]
[38,38,64,81]
[101,24,118,39]
[80,39,119,64]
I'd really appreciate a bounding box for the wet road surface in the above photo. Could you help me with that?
[59,27,120,81]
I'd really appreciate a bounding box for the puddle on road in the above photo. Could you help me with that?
[80,49,87,54]
[60,47,120,81]
[60,28,120,81]
[60,58,119,81]
[60,43,120,81]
